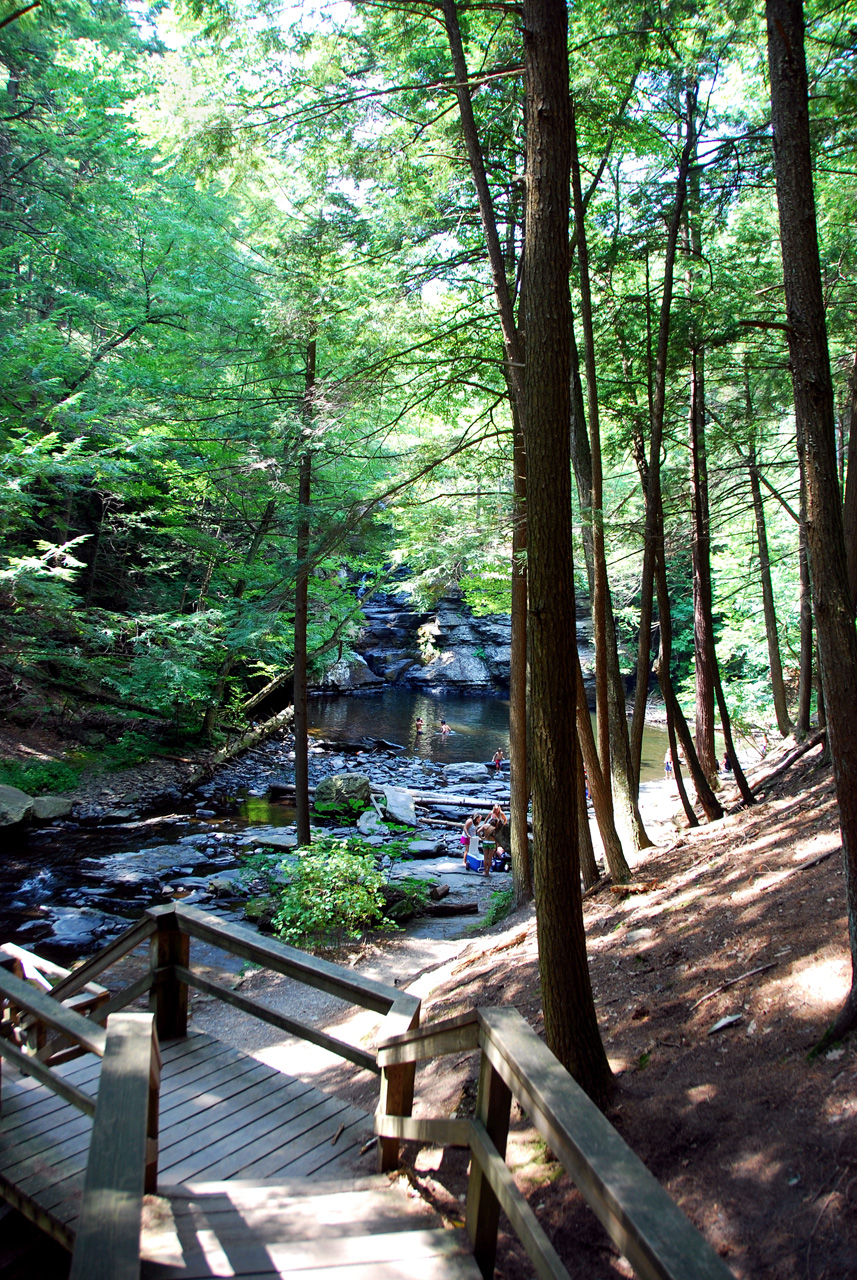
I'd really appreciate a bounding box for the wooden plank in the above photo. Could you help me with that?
[0,1037,96,1117]
[143,1225,475,1280]
[159,1090,354,1183]
[176,964,379,1074]
[0,1167,75,1252]
[257,1103,369,1175]
[468,1119,568,1280]
[0,968,106,1058]
[476,1007,736,1280]
[156,1073,316,1163]
[167,903,413,1017]
[48,916,156,1002]
[465,1052,511,1277]
[374,1115,471,1147]
[150,915,189,1041]
[377,1009,479,1067]
[273,1112,374,1180]
[70,1013,159,1280]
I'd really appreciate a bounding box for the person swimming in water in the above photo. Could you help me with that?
[415,716,424,734]
[440,718,450,736]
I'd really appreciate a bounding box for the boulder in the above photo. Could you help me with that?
[0,784,34,826]
[321,655,384,691]
[357,810,388,836]
[32,795,73,821]
[406,839,446,858]
[381,786,417,826]
[313,772,373,818]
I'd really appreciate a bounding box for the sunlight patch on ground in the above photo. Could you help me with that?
[788,952,850,1014]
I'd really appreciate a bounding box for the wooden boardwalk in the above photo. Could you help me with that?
[0,1032,382,1253]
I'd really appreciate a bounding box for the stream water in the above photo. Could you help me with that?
[1,691,675,961]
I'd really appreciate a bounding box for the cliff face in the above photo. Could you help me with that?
[314,590,597,696]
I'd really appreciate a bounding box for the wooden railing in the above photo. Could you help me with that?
[0,966,159,1274]
[42,902,420,1070]
[375,1007,736,1280]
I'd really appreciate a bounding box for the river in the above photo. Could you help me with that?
[309,689,673,786]
[1,691,677,960]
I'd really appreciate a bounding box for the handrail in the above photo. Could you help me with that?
[69,1013,161,1280]
[375,1007,736,1280]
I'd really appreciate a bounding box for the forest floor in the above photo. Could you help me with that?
[1,729,855,1279]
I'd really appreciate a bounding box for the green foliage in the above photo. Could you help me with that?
[0,757,82,796]
[483,888,515,927]
[269,836,390,948]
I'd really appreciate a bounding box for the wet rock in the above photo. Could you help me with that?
[0,784,34,826]
[242,829,298,852]
[32,794,74,821]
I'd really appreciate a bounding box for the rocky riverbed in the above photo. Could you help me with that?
[1,729,525,960]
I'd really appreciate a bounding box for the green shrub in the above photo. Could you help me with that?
[270,836,390,947]
[102,731,158,769]
[0,757,81,795]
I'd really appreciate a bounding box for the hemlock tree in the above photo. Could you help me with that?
[766,0,857,1039]
[523,0,612,1107]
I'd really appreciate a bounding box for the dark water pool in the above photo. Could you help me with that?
[310,688,672,785]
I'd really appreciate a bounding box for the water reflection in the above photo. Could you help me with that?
[309,690,673,786]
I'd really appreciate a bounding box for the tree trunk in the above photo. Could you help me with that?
[842,349,857,612]
[509,407,532,901]
[575,653,630,882]
[797,469,813,737]
[688,341,719,784]
[747,439,792,736]
[767,0,857,1038]
[293,337,316,849]
[441,0,531,903]
[569,166,651,856]
[630,112,696,787]
[576,739,599,889]
[523,0,612,1106]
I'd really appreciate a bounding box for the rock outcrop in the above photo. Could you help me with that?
[0,784,34,826]
[314,587,597,697]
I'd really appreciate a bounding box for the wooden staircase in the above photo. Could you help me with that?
[140,1178,475,1279]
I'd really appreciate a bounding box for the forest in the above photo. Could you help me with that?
[2,0,857,1102]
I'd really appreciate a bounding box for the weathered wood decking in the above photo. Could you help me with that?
[0,1032,376,1255]
[140,1179,476,1279]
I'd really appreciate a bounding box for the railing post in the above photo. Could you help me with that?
[148,907,188,1041]
[145,1016,161,1193]
[466,1049,512,1278]
[377,999,421,1172]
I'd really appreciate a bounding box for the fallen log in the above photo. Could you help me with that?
[750,730,826,795]
[422,901,479,917]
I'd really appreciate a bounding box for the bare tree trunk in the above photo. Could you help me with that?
[523,0,612,1106]
[767,0,857,1038]
[575,654,630,882]
[510,404,532,901]
[797,471,813,738]
[748,440,792,736]
[441,0,531,903]
[630,114,696,785]
[576,739,599,889]
[654,530,722,822]
[688,341,719,784]
[293,337,316,849]
[842,348,857,612]
[569,171,651,856]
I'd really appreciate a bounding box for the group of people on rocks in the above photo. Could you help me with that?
[460,803,507,867]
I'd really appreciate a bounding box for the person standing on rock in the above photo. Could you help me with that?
[492,748,503,773]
